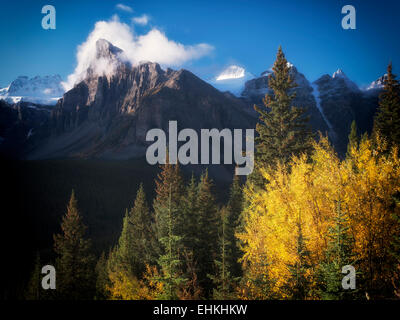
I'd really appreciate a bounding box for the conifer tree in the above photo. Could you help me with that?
[25,253,42,300]
[346,120,358,158]
[94,252,109,300]
[286,217,312,300]
[390,193,400,298]
[116,209,133,270]
[226,174,243,278]
[153,157,184,247]
[53,190,95,299]
[180,174,198,252]
[156,186,186,299]
[195,170,219,297]
[251,46,312,186]
[127,184,157,276]
[210,207,236,299]
[373,62,400,148]
[319,200,356,300]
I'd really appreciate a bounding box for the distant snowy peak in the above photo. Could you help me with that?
[286,61,294,69]
[365,74,387,91]
[0,75,64,105]
[7,75,64,96]
[216,65,246,81]
[260,61,295,77]
[209,65,254,96]
[332,69,347,79]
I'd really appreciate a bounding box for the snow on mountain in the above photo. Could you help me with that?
[310,83,334,132]
[209,65,254,96]
[0,75,64,105]
[365,74,387,91]
[331,69,359,92]
[216,65,246,81]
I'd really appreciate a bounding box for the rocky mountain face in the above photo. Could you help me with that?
[241,66,382,154]
[310,70,379,153]
[0,39,384,163]
[26,39,255,162]
[0,100,52,158]
[241,64,330,138]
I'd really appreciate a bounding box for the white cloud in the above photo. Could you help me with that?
[132,14,149,26]
[116,4,133,13]
[62,16,213,90]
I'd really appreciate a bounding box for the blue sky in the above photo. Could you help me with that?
[0,0,399,88]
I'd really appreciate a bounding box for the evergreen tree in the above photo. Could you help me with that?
[210,207,236,299]
[106,185,158,298]
[250,46,312,186]
[226,174,244,278]
[94,252,109,300]
[346,120,358,158]
[156,185,186,299]
[373,62,400,148]
[127,184,157,276]
[25,253,42,300]
[286,216,312,299]
[153,158,184,248]
[390,193,400,298]
[180,174,199,252]
[319,200,356,300]
[53,190,95,299]
[116,209,133,270]
[239,252,273,299]
[195,170,219,298]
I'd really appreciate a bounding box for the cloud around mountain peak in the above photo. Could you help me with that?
[62,16,214,91]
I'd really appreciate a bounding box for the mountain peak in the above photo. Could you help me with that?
[95,39,123,60]
[216,65,246,81]
[332,69,346,78]
[0,74,64,105]
[365,74,387,91]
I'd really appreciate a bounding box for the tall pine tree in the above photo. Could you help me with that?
[180,174,199,252]
[53,190,95,299]
[156,185,186,299]
[226,174,244,278]
[319,200,356,300]
[25,253,43,300]
[286,214,312,300]
[249,46,312,188]
[153,157,184,247]
[195,170,219,298]
[346,120,358,159]
[373,62,400,149]
[210,206,236,299]
[127,184,157,276]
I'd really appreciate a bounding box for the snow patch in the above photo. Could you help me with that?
[311,83,336,139]
[216,65,246,81]
[0,75,64,105]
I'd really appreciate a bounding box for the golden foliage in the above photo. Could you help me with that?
[107,265,163,300]
[238,135,400,299]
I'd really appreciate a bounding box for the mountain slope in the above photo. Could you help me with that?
[28,40,256,162]
[241,63,330,137]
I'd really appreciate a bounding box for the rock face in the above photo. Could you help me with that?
[312,70,379,153]
[0,100,52,158]
[241,66,382,155]
[0,39,385,162]
[28,39,255,160]
[241,64,330,138]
